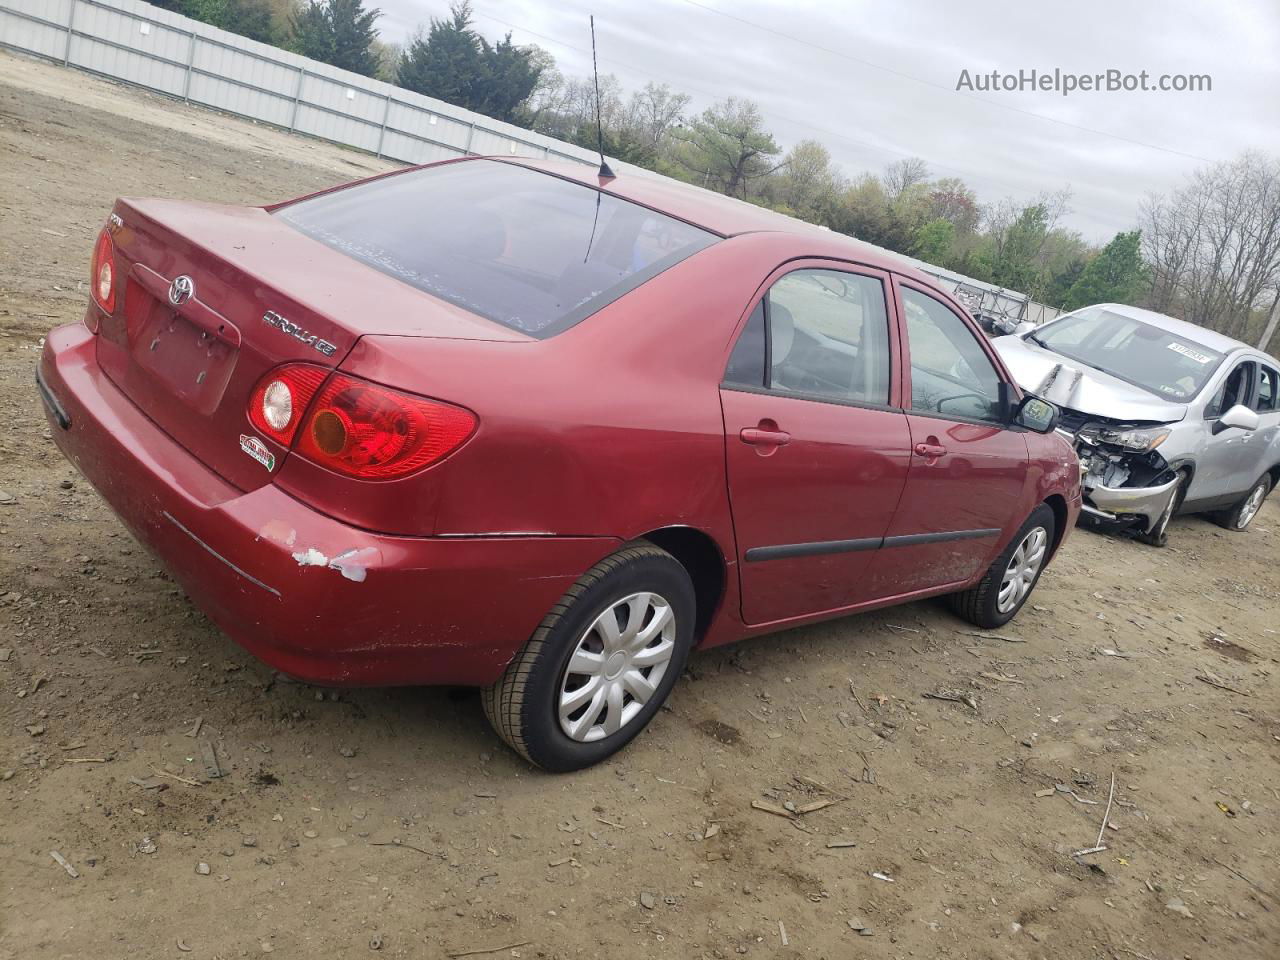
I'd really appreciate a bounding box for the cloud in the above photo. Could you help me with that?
[368,0,1280,240]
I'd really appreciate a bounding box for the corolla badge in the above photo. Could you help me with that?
[239,434,276,471]
[168,274,195,306]
[262,309,338,358]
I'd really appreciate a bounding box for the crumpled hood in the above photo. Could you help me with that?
[993,334,1186,424]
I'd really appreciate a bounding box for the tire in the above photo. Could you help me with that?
[482,544,696,772]
[1135,471,1188,547]
[1212,473,1272,532]
[948,504,1056,629]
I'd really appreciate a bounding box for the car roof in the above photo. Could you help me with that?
[494,157,938,284]
[1081,302,1276,361]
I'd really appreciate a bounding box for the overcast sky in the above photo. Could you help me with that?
[368,0,1280,241]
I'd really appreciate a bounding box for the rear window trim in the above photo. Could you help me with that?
[271,158,725,340]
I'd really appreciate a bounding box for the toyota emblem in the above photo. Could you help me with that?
[168,275,195,306]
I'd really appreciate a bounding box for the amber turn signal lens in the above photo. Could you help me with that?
[310,408,349,456]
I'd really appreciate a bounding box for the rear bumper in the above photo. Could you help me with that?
[37,324,618,686]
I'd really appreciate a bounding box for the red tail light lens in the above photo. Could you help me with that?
[296,374,476,479]
[247,364,329,445]
[88,227,117,328]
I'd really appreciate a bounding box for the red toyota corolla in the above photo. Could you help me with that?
[38,157,1080,770]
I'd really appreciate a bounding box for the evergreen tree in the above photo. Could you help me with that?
[397,3,542,123]
[153,0,278,44]
[292,0,381,77]
[476,34,543,123]
[670,98,783,200]
[397,3,483,106]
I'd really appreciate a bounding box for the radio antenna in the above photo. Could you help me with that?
[589,16,615,180]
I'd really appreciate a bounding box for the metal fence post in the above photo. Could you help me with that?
[375,93,391,158]
[463,121,476,157]
[63,0,75,65]
[289,67,305,131]
[182,31,196,102]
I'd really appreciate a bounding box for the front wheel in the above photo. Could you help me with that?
[482,544,695,772]
[948,505,1056,629]
[1212,473,1272,532]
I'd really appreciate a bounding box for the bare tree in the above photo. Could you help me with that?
[882,157,930,203]
[623,83,690,157]
[1140,152,1280,344]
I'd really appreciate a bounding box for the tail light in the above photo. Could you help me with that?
[87,227,117,330]
[296,374,477,479]
[247,364,329,445]
[246,367,476,479]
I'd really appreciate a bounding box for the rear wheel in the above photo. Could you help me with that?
[1212,474,1272,532]
[482,544,695,772]
[948,505,1055,629]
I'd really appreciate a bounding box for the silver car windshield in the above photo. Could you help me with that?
[1028,307,1224,402]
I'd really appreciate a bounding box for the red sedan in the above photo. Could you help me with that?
[38,158,1080,771]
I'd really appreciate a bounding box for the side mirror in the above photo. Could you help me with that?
[993,317,1019,336]
[1014,321,1037,337]
[1014,394,1060,434]
[1212,403,1260,435]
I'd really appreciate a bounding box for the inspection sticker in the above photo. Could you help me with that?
[1167,342,1214,364]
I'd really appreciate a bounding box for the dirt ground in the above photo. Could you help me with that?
[1,49,1278,960]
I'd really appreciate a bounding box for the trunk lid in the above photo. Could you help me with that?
[96,198,525,491]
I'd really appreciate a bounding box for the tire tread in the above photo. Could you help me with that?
[947,504,1055,629]
[481,544,671,765]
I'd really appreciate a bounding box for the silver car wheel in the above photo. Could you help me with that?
[558,592,676,743]
[1237,483,1266,529]
[997,526,1048,614]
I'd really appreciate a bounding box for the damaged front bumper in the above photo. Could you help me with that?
[1080,474,1180,531]
[1065,421,1179,533]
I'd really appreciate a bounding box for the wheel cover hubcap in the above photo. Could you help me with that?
[997,526,1048,614]
[1239,484,1265,528]
[558,592,676,742]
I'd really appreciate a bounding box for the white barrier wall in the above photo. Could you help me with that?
[0,0,598,166]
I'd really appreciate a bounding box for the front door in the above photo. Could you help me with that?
[1197,360,1258,501]
[868,281,1030,596]
[720,264,911,626]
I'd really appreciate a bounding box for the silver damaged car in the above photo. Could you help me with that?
[993,303,1280,546]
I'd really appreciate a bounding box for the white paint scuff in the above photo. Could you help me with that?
[291,546,379,583]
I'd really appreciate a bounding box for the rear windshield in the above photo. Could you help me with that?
[1027,306,1224,401]
[275,160,719,337]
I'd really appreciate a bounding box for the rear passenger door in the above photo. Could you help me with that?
[1248,362,1280,483]
[720,263,912,626]
[867,280,1030,596]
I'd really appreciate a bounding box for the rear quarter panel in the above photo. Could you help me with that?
[338,235,810,546]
